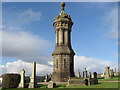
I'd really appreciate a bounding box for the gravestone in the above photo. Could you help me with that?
[114,68,117,76]
[44,74,49,82]
[76,69,80,78]
[92,72,98,84]
[88,72,91,78]
[110,69,114,77]
[82,68,87,78]
[101,71,105,77]
[28,62,37,88]
[48,81,56,88]
[105,67,111,79]
[18,69,25,88]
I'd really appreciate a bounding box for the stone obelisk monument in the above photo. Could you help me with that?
[28,62,37,88]
[52,2,75,82]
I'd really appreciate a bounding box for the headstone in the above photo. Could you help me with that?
[44,74,51,82]
[76,69,80,78]
[101,71,105,77]
[114,68,117,76]
[49,74,52,80]
[110,69,114,77]
[92,72,98,84]
[88,72,91,78]
[18,69,25,88]
[82,68,87,78]
[28,62,37,88]
[48,81,56,88]
[105,66,111,79]
[92,72,97,78]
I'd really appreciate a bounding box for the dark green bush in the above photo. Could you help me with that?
[2,73,20,88]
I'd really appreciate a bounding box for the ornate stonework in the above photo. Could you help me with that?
[52,2,75,82]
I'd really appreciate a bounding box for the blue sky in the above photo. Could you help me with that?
[0,2,118,75]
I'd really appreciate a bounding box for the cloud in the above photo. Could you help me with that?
[74,55,117,74]
[3,8,42,27]
[0,55,118,76]
[16,9,41,24]
[101,7,118,39]
[1,8,52,65]
[1,30,53,65]
[0,60,52,76]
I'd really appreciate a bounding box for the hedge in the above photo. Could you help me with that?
[2,73,20,88]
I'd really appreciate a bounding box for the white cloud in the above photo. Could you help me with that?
[101,7,118,39]
[1,30,53,65]
[74,55,117,74]
[16,9,41,24]
[3,8,42,28]
[45,55,118,75]
[0,55,118,76]
[0,60,52,76]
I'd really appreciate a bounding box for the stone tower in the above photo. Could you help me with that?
[52,2,75,82]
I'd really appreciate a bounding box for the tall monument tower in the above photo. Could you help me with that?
[52,2,75,82]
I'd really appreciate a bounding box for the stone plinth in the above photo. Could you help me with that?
[67,77,86,87]
[48,81,56,88]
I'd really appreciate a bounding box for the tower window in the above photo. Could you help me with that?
[56,59,58,68]
[64,59,66,68]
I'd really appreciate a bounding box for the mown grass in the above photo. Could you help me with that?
[2,76,119,90]
[98,76,120,81]
[2,82,119,90]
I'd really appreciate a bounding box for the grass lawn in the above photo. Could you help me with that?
[98,76,120,81]
[2,82,118,90]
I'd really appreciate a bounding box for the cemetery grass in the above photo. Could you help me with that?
[98,76,120,81]
[2,82,119,90]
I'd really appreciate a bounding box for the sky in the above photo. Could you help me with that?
[0,2,119,76]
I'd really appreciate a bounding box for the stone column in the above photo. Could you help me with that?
[59,29,63,45]
[55,30,58,44]
[18,69,25,88]
[28,62,37,88]
[105,66,111,79]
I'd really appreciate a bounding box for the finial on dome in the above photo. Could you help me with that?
[60,2,65,11]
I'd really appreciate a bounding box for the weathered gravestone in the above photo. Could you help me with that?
[82,68,88,79]
[110,69,114,77]
[18,69,25,88]
[76,69,80,78]
[114,68,117,76]
[92,72,98,84]
[48,81,56,88]
[105,67,111,79]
